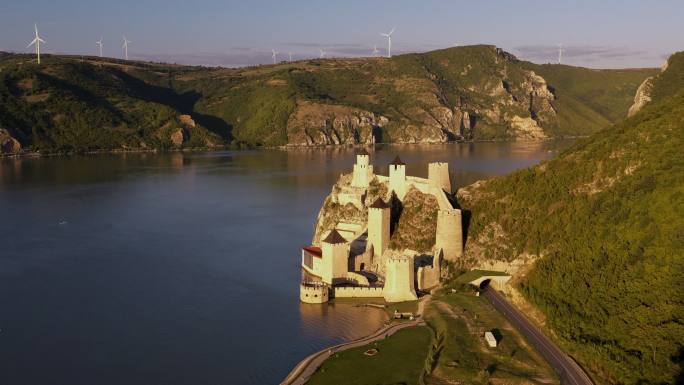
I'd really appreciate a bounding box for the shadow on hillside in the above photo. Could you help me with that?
[41,74,123,120]
[461,209,472,250]
[191,113,233,141]
[675,346,684,385]
[112,68,197,113]
[112,69,233,140]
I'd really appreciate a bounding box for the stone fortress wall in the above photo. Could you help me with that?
[301,152,464,303]
[334,286,384,298]
[300,283,329,304]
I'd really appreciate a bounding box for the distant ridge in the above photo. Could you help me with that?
[0,45,657,154]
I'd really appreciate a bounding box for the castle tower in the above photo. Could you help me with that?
[368,197,390,259]
[435,209,463,261]
[352,151,373,188]
[321,229,350,285]
[388,156,406,199]
[383,256,418,303]
[428,162,451,192]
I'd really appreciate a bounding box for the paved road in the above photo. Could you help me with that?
[481,286,593,385]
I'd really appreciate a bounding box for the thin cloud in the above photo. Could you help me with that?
[514,44,649,63]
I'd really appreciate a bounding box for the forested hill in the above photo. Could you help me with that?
[457,52,684,384]
[0,46,656,154]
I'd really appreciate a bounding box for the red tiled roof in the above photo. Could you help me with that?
[303,246,322,257]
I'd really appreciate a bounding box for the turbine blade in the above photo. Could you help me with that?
[389,27,395,35]
[38,38,46,43]
[27,37,38,47]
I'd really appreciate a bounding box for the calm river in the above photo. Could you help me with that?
[0,141,575,385]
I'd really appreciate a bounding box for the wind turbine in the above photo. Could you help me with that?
[271,49,278,64]
[557,43,564,64]
[289,52,292,62]
[27,24,46,64]
[380,27,395,58]
[372,45,379,57]
[122,36,131,60]
[319,48,326,59]
[96,36,103,57]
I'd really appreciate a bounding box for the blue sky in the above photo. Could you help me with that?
[0,0,680,68]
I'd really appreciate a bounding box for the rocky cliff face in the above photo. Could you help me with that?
[286,102,387,146]
[287,64,557,146]
[627,77,654,117]
[0,129,21,155]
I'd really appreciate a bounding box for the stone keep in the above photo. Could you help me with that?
[321,229,350,285]
[383,256,417,303]
[367,198,390,259]
[352,153,373,188]
[428,162,451,192]
[388,156,407,199]
[436,209,463,261]
[417,249,442,290]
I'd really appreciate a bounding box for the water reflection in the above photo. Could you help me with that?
[299,302,387,341]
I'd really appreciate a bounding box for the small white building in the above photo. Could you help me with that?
[484,331,498,348]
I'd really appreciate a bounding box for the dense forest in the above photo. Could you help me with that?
[0,46,655,153]
[458,52,684,384]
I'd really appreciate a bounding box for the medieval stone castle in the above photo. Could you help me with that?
[300,152,463,304]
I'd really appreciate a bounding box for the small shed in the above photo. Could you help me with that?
[484,331,498,348]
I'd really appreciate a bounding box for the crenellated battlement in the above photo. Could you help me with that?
[352,153,374,188]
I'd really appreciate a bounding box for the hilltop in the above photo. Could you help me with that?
[457,52,684,384]
[0,46,656,154]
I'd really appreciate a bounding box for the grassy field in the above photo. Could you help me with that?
[424,289,558,385]
[308,290,557,385]
[306,325,433,385]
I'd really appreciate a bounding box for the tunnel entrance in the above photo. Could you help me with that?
[479,279,491,290]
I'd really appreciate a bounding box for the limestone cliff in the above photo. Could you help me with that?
[627,77,654,117]
[0,129,21,155]
[286,102,387,146]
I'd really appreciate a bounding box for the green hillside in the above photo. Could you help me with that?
[0,46,655,154]
[524,64,657,136]
[457,53,684,384]
[0,54,225,153]
[649,51,684,103]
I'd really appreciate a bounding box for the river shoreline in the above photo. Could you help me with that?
[1,135,589,159]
